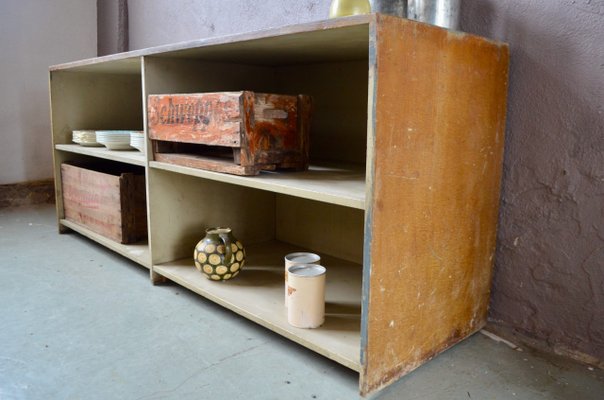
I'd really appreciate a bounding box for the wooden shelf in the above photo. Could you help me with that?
[149,161,366,210]
[56,144,146,167]
[60,219,150,268]
[154,240,362,371]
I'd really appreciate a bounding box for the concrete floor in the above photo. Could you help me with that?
[1,204,603,400]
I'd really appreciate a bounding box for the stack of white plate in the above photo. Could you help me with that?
[95,130,136,150]
[129,131,145,153]
[72,130,102,147]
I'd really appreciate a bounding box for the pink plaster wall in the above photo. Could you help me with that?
[461,0,604,361]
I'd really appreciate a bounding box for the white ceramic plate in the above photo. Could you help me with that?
[73,130,100,146]
[97,135,131,140]
[103,142,135,150]
[98,138,131,143]
[79,141,104,147]
[130,138,145,152]
[96,130,141,150]
[96,130,135,141]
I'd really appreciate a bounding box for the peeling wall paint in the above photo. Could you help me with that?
[98,0,604,362]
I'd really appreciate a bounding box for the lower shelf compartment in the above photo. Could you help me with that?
[60,219,150,268]
[154,240,362,371]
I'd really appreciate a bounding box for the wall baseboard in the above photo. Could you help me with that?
[485,321,604,370]
[0,179,55,208]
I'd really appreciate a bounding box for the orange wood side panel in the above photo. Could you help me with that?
[361,16,509,395]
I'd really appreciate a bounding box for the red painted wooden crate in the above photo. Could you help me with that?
[147,91,311,176]
[61,163,147,244]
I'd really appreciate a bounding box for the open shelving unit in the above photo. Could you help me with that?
[49,14,509,395]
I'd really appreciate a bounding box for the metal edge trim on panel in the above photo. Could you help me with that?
[359,13,379,393]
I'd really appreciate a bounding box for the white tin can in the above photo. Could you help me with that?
[284,252,321,307]
[287,264,326,329]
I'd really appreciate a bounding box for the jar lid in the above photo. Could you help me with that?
[288,264,326,277]
[285,252,321,264]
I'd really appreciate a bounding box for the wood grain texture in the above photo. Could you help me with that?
[360,15,509,395]
[61,163,147,244]
[120,172,148,243]
[154,153,259,175]
[148,92,242,147]
[240,92,310,169]
[149,91,311,175]
[62,163,122,241]
[295,94,312,170]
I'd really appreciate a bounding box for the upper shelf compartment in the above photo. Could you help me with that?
[50,60,144,150]
[141,17,371,200]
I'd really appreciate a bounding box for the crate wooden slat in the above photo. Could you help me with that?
[148,92,243,146]
[153,153,259,176]
[61,163,147,244]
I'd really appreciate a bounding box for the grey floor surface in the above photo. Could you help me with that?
[0,204,603,400]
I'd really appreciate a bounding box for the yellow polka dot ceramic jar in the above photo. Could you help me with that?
[194,227,245,281]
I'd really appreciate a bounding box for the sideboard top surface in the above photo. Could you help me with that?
[50,14,506,73]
